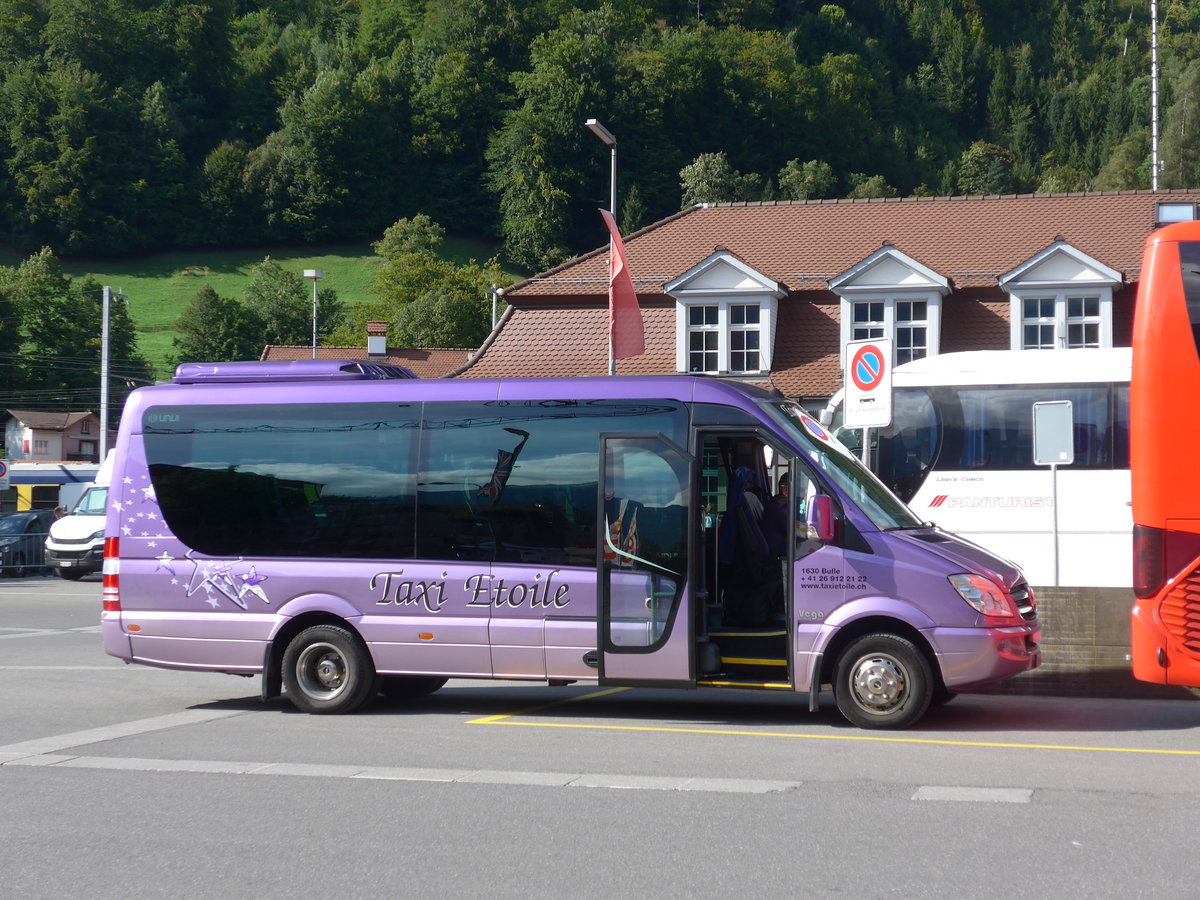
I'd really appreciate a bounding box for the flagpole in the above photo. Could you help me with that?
[608,146,616,375]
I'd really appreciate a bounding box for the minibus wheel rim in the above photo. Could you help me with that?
[296,641,348,699]
[849,654,906,711]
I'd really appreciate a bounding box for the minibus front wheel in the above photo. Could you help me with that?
[832,633,933,729]
[282,624,377,714]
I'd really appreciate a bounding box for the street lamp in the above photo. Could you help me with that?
[585,118,617,374]
[584,118,617,218]
[303,269,324,359]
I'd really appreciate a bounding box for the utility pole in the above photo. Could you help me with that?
[100,287,115,460]
[1152,0,1160,190]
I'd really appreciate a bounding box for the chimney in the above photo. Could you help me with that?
[366,321,388,357]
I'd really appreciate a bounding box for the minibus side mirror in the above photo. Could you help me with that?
[807,494,836,543]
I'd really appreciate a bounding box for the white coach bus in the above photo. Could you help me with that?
[822,348,1131,588]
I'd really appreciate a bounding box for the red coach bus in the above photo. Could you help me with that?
[1131,219,1200,685]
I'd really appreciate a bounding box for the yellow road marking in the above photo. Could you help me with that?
[467,687,630,724]
[477,719,1200,755]
[467,689,1200,756]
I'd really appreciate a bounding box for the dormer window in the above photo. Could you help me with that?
[832,247,949,368]
[667,252,784,376]
[1000,242,1121,350]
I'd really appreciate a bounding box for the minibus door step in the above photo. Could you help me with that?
[704,627,789,684]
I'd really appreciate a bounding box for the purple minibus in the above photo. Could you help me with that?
[101,360,1041,729]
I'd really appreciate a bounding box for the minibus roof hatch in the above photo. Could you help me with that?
[172,360,417,384]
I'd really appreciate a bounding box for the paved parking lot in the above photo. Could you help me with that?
[4,574,1200,898]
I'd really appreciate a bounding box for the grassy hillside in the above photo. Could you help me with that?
[29,236,506,379]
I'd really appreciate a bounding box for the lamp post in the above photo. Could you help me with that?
[584,118,617,374]
[1151,0,1160,190]
[100,287,116,460]
[303,269,324,359]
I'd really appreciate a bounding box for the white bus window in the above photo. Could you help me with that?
[875,390,936,500]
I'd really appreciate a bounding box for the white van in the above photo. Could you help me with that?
[45,452,113,580]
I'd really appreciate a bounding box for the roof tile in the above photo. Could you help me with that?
[261,345,472,379]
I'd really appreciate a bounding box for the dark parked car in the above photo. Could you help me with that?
[0,508,56,577]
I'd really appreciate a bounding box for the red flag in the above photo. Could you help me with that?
[600,209,645,360]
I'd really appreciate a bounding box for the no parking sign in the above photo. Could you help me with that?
[844,338,893,429]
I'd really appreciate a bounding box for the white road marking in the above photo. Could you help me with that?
[0,708,800,793]
[0,625,102,640]
[0,665,139,670]
[0,709,243,760]
[2,753,801,793]
[913,785,1033,803]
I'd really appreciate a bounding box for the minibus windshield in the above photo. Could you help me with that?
[767,401,923,531]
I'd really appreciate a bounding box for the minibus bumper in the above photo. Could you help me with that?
[101,611,132,660]
[931,623,1042,691]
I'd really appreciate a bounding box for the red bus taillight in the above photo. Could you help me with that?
[102,536,121,611]
[1133,524,1165,600]
[1134,525,1200,600]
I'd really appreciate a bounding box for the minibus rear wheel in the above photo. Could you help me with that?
[282,624,377,714]
[832,633,933,729]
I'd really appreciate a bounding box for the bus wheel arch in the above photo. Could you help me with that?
[820,617,943,729]
[276,616,377,714]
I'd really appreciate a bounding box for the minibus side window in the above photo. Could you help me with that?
[415,400,688,565]
[146,403,420,558]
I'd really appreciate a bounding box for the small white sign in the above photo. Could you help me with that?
[0,459,8,489]
[844,338,893,429]
[1033,400,1074,466]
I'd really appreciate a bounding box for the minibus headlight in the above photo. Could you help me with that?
[90,529,105,541]
[949,573,1017,619]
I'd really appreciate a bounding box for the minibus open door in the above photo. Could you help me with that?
[597,434,695,686]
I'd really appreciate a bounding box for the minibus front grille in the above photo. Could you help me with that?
[1159,565,1200,657]
[1010,583,1037,620]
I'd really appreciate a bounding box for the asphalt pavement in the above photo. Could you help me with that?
[4,573,1200,899]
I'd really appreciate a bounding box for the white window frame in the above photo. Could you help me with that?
[667,253,783,376]
[1007,287,1114,350]
[728,302,763,373]
[838,292,943,369]
[894,298,930,363]
[685,304,721,373]
[1001,242,1121,351]
[676,298,774,374]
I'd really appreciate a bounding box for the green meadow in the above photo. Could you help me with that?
[8,235,506,379]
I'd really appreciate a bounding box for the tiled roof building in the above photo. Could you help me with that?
[454,191,1200,400]
[2,409,104,462]
[263,321,472,379]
